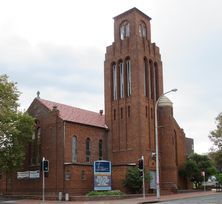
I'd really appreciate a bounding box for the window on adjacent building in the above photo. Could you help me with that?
[119,61,124,98]
[99,140,103,160]
[120,21,130,40]
[126,59,131,97]
[139,21,147,38]
[112,63,117,100]
[86,138,91,162]
[72,136,77,162]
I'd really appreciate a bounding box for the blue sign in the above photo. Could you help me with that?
[93,160,112,191]
[94,161,111,173]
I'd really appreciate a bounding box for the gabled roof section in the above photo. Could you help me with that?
[35,98,107,129]
[113,7,151,21]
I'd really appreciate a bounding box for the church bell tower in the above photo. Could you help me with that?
[104,7,163,168]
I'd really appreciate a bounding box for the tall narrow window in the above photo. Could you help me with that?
[139,22,147,38]
[120,21,130,40]
[154,63,159,99]
[119,62,124,98]
[112,64,117,100]
[144,58,148,97]
[114,109,116,120]
[72,136,77,162]
[120,107,123,119]
[99,140,103,160]
[128,106,131,117]
[150,61,155,100]
[126,59,131,96]
[86,138,91,162]
[36,128,41,164]
[174,130,178,166]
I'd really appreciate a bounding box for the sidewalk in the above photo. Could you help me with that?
[14,191,218,204]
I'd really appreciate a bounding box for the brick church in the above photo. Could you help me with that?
[0,8,188,196]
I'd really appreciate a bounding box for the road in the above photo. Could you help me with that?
[161,193,222,204]
[0,192,222,204]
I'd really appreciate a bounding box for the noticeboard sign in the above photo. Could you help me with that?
[17,170,40,179]
[93,160,112,191]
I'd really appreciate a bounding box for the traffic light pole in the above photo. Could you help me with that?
[42,157,45,204]
[142,156,145,199]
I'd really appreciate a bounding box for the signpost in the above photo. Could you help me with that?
[202,171,206,191]
[93,160,112,191]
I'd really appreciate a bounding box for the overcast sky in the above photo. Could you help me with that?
[1,0,221,154]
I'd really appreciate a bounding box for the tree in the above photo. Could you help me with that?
[209,112,222,150]
[209,150,222,172]
[123,167,150,193]
[0,74,34,173]
[179,153,217,188]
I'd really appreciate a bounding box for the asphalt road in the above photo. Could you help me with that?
[161,193,222,204]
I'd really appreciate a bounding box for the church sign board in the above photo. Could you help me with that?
[93,160,112,191]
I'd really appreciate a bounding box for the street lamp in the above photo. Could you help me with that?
[155,88,177,199]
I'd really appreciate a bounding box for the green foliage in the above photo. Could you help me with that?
[86,190,123,196]
[216,173,222,185]
[180,153,217,188]
[0,75,35,173]
[209,150,222,172]
[209,112,222,150]
[122,167,151,193]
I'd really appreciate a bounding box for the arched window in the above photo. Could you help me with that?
[86,138,91,162]
[149,60,155,100]
[112,63,117,100]
[154,63,159,99]
[126,58,131,97]
[139,21,147,38]
[72,136,77,162]
[144,58,149,97]
[36,127,41,164]
[119,61,124,98]
[99,140,103,160]
[120,21,130,40]
[30,127,41,165]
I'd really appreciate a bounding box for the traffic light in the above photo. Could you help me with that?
[43,160,49,172]
[41,160,49,172]
[138,158,144,170]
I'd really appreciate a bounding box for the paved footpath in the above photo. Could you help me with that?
[12,191,219,204]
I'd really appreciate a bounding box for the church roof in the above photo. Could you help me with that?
[113,7,151,21]
[36,98,107,129]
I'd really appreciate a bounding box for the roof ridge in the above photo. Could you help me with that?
[38,98,102,116]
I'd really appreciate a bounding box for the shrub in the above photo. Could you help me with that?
[122,167,151,193]
[86,190,124,197]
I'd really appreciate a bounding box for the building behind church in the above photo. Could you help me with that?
[0,8,191,196]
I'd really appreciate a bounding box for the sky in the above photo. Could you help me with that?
[0,0,222,154]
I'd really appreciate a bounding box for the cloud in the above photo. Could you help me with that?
[1,0,222,154]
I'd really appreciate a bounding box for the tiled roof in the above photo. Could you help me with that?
[37,98,107,129]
